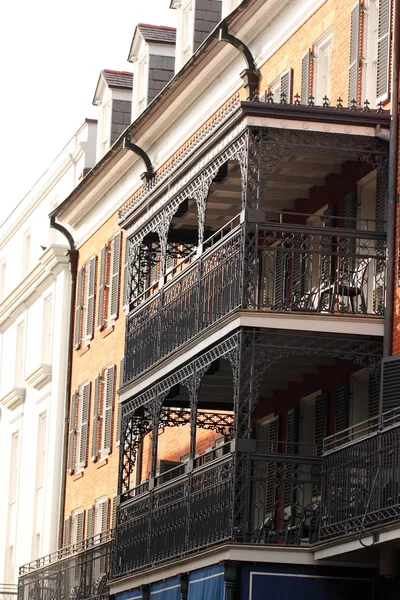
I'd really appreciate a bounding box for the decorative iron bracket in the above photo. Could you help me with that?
[218,23,260,100]
[123,135,155,182]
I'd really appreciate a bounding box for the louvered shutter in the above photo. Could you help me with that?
[314,393,328,455]
[335,382,350,432]
[78,382,91,469]
[102,365,115,454]
[291,235,304,304]
[74,268,84,349]
[63,516,72,548]
[75,511,85,549]
[68,392,78,473]
[97,245,107,330]
[116,401,122,444]
[92,375,101,462]
[123,237,130,308]
[342,191,357,229]
[376,0,391,103]
[110,233,121,321]
[100,499,110,533]
[348,1,362,105]
[274,247,285,308]
[381,356,400,411]
[301,49,312,104]
[369,369,380,417]
[265,416,279,512]
[284,409,298,506]
[280,68,293,103]
[84,256,97,341]
[87,506,95,540]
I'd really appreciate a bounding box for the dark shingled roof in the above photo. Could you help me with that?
[137,23,176,44]
[102,70,133,89]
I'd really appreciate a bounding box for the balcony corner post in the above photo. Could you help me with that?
[223,561,240,600]
[140,584,150,600]
[179,573,189,600]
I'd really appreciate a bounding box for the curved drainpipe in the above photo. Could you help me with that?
[123,135,155,182]
[218,22,260,100]
[49,215,78,549]
[384,0,400,357]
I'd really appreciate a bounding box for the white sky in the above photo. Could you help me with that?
[0,0,176,211]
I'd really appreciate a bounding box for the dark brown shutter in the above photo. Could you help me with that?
[110,233,122,321]
[111,495,118,530]
[315,393,328,454]
[74,268,84,349]
[381,356,400,412]
[348,1,362,105]
[103,365,115,454]
[342,190,358,229]
[87,506,95,540]
[369,369,380,417]
[335,382,350,432]
[92,375,101,462]
[265,416,279,511]
[284,409,298,506]
[78,382,91,469]
[68,392,78,473]
[274,247,285,308]
[376,0,391,103]
[98,245,107,330]
[280,68,293,103]
[301,49,313,104]
[63,516,72,548]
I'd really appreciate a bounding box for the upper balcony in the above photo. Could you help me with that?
[121,98,389,387]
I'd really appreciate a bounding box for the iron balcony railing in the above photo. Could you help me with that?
[320,412,400,540]
[0,585,18,600]
[112,441,321,579]
[18,532,112,600]
[124,213,387,384]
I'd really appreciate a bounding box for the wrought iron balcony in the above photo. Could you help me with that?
[18,532,111,600]
[112,441,321,579]
[123,213,386,383]
[0,585,17,600]
[320,409,400,541]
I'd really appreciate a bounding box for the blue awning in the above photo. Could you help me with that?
[188,565,225,600]
[150,576,180,599]
[115,591,142,600]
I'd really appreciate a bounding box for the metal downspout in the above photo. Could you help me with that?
[49,215,78,549]
[384,0,400,356]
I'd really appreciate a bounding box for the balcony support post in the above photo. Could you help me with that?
[223,562,240,600]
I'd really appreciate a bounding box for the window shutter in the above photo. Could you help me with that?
[348,1,362,105]
[63,516,72,548]
[76,511,85,548]
[280,68,293,103]
[335,382,350,432]
[87,506,95,540]
[103,365,115,454]
[92,375,101,462]
[381,356,400,411]
[68,392,78,473]
[342,190,358,229]
[301,49,313,104]
[74,268,84,349]
[100,499,110,533]
[376,0,391,103]
[97,246,107,330]
[265,416,279,512]
[111,495,118,530]
[286,408,298,453]
[110,233,121,321]
[124,237,130,308]
[369,368,381,417]
[78,382,91,468]
[85,256,97,340]
[315,393,328,454]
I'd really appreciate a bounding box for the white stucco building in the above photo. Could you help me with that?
[0,119,97,587]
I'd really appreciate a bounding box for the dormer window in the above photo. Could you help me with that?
[182,0,193,64]
[137,54,148,115]
[101,101,111,152]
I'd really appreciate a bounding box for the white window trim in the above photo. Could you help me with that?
[137,52,148,115]
[181,0,194,64]
[363,0,379,106]
[313,31,333,104]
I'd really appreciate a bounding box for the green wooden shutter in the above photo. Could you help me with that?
[348,1,362,105]
[315,393,328,455]
[335,382,350,432]
[369,369,381,417]
[381,356,400,411]
[376,0,391,103]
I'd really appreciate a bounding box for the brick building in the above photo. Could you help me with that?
[18,0,400,599]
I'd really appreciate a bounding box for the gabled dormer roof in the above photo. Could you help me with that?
[128,23,176,61]
[92,69,133,106]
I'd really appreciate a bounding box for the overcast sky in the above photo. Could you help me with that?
[0,0,176,212]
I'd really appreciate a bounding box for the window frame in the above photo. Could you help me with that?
[313,31,333,104]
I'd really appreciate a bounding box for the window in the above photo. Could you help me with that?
[15,321,26,386]
[22,229,31,276]
[314,34,332,104]
[74,256,97,349]
[266,69,293,103]
[6,432,20,581]
[0,259,6,301]
[182,0,193,64]
[34,413,47,558]
[349,0,391,107]
[137,54,148,114]
[92,364,115,462]
[42,295,53,363]
[68,382,91,473]
[66,508,84,548]
[98,233,122,330]
[101,101,111,146]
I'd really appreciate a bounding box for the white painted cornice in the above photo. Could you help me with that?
[26,364,52,390]
[0,244,70,330]
[0,386,26,410]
